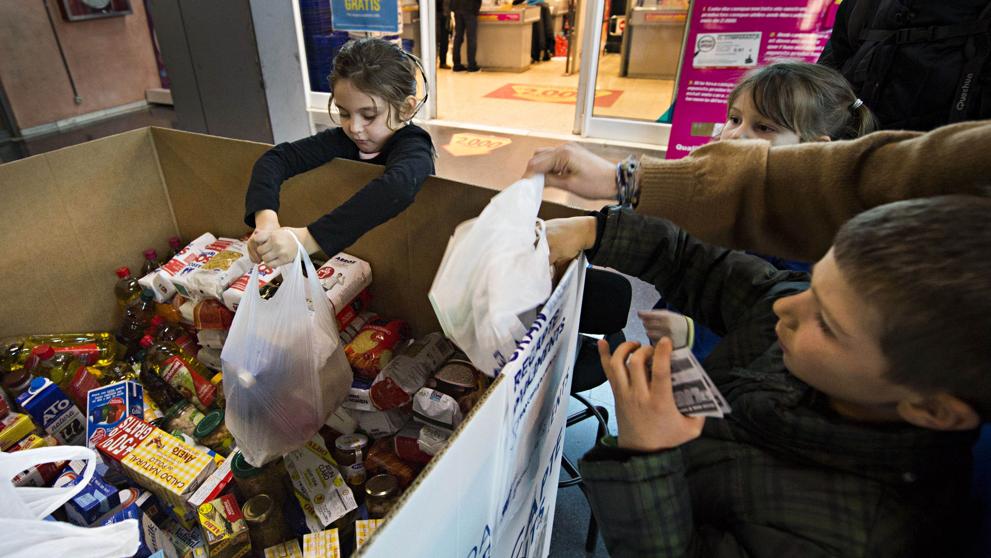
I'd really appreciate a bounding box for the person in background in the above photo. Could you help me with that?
[818,0,991,131]
[437,0,452,69]
[451,0,481,72]
[524,119,990,262]
[244,38,435,267]
[546,195,991,557]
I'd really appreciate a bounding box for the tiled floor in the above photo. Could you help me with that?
[436,52,675,135]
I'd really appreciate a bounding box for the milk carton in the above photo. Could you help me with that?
[87,380,144,448]
[17,377,86,446]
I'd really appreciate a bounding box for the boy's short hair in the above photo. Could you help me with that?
[833,195,991,417]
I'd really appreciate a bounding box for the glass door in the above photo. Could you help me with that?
[574,0,687,146]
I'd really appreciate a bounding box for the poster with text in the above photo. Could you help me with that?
[332,0,400,33]
[666,0,840,159]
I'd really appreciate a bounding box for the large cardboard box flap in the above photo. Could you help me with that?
[0,126,578,338]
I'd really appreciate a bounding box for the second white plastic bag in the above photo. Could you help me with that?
[429,174,552,376]
[221,233,353,466]
[0,446,140,558]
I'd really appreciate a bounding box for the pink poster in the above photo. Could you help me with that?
[666,0,840,159]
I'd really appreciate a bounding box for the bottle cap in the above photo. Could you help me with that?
[194,409,224,438]
[168,236,181,249]
[116,267,131,279]
[144,248,157,260]
[140,289,155,301]
[28,376,48,391]
[33,344,56,361]
[139,335,155,349]
[2,369,31,391]
[150,315,165,328]
[231,452,263,478]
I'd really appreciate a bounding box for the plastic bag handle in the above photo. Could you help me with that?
[285,230,336,322]
[0,446,97,519]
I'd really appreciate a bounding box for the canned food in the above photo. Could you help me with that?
[164,400,206,438]
[243,493,292,552]
[194,409,234,457]
[231,452,290,505]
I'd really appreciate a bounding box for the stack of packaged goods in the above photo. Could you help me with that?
[0,231,492,558]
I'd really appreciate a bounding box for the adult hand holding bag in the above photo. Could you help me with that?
[0,446,140,558]
[429,174,553,377]
[222,232,352,466]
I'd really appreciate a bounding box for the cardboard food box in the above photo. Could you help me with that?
[0,127,584,558]
[123,426,217,510]
[197,493,251,558]
[97,414,157,481]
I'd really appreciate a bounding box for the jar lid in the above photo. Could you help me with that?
[365,474,398,498]
[335,433,369,452]
[163,400,190,421]
[231,452,262,478]
[242,494,273,523]
[2,369,30,389]
[435,361,476,389]
[194,409,224,439]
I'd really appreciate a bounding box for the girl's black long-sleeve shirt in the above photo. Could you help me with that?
[244,124,435,256]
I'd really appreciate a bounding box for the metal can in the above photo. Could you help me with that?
[193,409,234,457]
[333,433,369,500]
[365,474,400,519]
[231,452,290,505]
[243,493,292,553]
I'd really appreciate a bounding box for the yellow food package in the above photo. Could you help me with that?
[302,528,340,558]
[264,539,304,558]
[355,519,384,549]
[122,427,216,509]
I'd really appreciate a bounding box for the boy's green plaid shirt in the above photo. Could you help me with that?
[578,207,976,558]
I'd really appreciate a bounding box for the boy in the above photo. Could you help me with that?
[546,196,990,557]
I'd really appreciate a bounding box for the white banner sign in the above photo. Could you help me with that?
[359,258,586,558]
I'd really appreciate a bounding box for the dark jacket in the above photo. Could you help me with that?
[819,0,991,131]
[579,206,977,557]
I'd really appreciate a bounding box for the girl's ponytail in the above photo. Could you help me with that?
[851,98,879,138]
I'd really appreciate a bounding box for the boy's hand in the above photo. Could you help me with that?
[638,309,694,349]
[546,216,597,268]
[524,144,618,200]
[599,338,705,452]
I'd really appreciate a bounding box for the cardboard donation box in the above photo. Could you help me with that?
[0,127,584,558]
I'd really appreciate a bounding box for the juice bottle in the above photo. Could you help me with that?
[141,336,217,411]
[19,332,120,368]
[141,248,159,276]
[116,290,157,353]
[114,267,142,310]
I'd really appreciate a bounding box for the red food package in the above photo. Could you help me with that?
[365,437,422,488]
[393,424,432,464]
[345,318,410,382]
[193,300,234,330]
[96,415,156,481]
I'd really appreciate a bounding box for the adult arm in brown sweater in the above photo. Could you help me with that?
[526,120,990,261]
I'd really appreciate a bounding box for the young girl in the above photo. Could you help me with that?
[245,38,434,267]
[717,60,877,145]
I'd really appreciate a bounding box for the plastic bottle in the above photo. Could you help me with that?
[166,236,182,260]
[156,319,201,357]
[38,352,82,389]
[19,332,120,368]
[103,360,138,383]
[114,267,142,311]
[141,248,159,276]
[24,345,56,374]
[116,290,157,354]
[140,336,218,411]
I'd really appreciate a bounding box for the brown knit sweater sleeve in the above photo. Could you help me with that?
[637,120,991,261]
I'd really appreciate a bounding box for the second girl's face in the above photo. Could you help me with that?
[333,78,404,155]
[719,89,802,146]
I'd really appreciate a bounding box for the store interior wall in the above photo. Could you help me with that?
[0,0,160,130]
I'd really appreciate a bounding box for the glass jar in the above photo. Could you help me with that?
[231,452,290,504]
[163,400,206,438]
[193,409,234,457]
[365,474,400,519]
[333,433,368,500]
[243,493,292,552]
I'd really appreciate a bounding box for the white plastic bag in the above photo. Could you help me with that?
[0,446,140,558]
[221,233,353,466]
[429,175,553,376]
